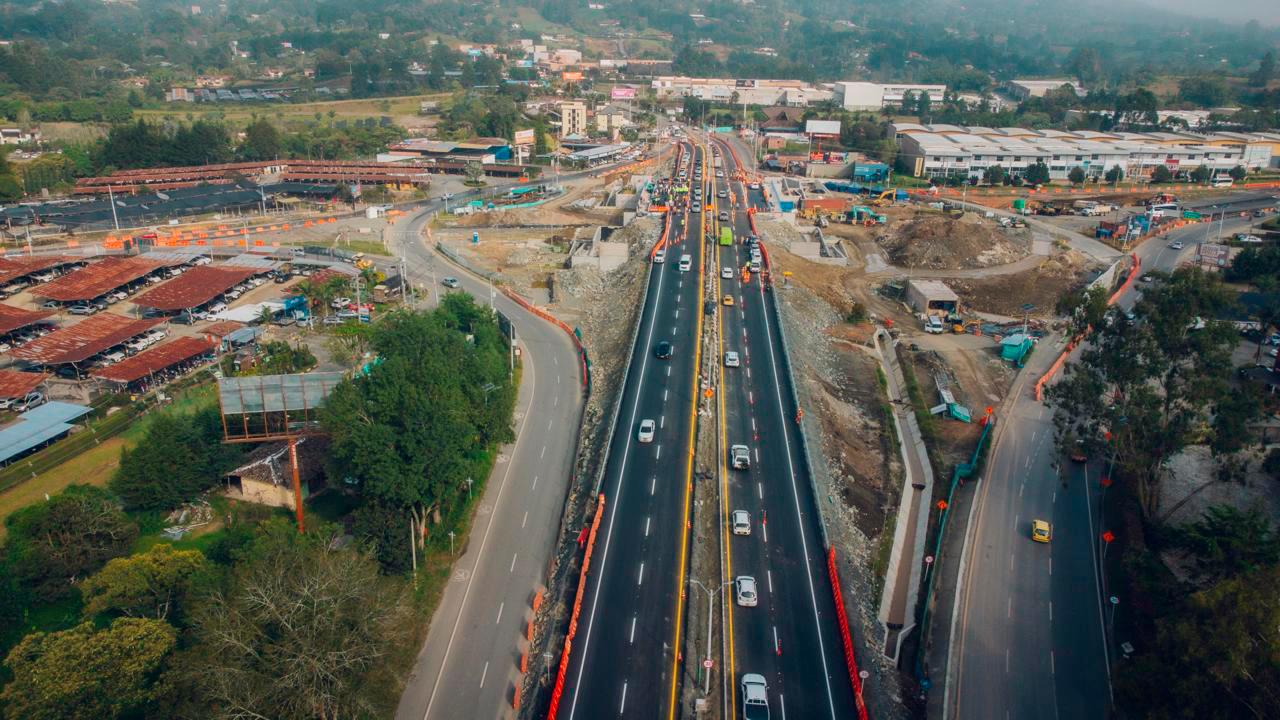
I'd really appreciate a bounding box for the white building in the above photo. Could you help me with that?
[559,101,587,138]
[649,76,821,107]
[1006,79,1087,100]
[833,81,947,111]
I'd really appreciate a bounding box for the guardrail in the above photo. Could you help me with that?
[829,548,872,720]
[545,493,606,720]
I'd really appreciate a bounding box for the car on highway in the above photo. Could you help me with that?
[1168,240,1184,250]
[679,254,693,272]
[724,351,740,367]
[691,202,702,213]
[741,674,769,720]
[654,341,673,359]
[735,576,758,607]
[653,249,666,264]
[730,444,750,470]
[442,277,460,288]
[704,299,716,316]
[721,266,734,279]
[717,189,728,198]
[732,510,751,535]
[1031,519,1052,543]
[722,294,734,306]
[1140,275,1153,283]
[637,419,656,443]
[718,211,729,222]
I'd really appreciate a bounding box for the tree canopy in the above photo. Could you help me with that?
[109,406,243,512]
[81,543,210,622]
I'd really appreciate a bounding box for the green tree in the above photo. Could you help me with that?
[1068,166,1086,186]
[1055,285,1110,337]
[1048,269,1250,519]
[1151,164,1173,183]
[81,543,209,622]
[982,164,1007,185]
[899,90,916,116]
[1228,165,1247,181]
[1168,505,1279,585]
[2,485,137,598]
[1,618,176,720]
[187,519,408,719]
[109,406,243,511]
[239,117,281,161]
[1105,164,1124,185]
[1179,75,1231,108]
[1064,46,1103,85]
[1249,50,1276,88]
[1024,161,1051,186]
[1190,164,1213,184]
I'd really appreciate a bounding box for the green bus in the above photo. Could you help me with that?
[719,226,733,246]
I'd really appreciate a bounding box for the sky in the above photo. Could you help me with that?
[1140,0,1280,25]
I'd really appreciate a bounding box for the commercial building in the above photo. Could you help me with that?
[906,280,960,316]
[649,76,823,107]
[833,81,947,111]
[560,101,588,138]
[1005,79,1087,100]
[892,123,1274,180]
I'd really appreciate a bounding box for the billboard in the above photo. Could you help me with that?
[611,86,637,100]
[513,129,535,146]
[562,71,583,82]
[805,120,842,137]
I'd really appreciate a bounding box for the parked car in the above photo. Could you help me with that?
[331,296,352,308]
[208,302,228,314]
[68,304,96,315]
[13,392,46,412]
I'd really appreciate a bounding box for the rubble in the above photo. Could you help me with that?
[876,213,1028,270]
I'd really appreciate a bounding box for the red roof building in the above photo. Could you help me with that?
[0,369,48,399]
[132,265,261,311]
[10,314,163,365]
[0,304,56,335]
[32,256,175,303]
[91,336,216,385]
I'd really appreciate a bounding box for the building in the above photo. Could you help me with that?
[892,123,1273,180]
[560,101,588,138]
[833,81,947,111]
[649,76,821,107]
[165,87,194,103]
[906,280,960,316]
[0,127,39,145]
[1006,79,1086,100]
[595,105,630,135]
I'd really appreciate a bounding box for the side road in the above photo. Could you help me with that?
[393,206,586,720]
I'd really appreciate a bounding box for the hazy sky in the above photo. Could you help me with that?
[1143,0,1280,25]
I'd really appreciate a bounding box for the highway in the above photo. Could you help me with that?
[560,142,705,719]
[392,203,584,720]
[946,191,1272,720]
[711,136,858,720]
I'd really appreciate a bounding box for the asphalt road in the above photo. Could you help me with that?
[560,142,704,720]
[947,204,1266,720]
[392,205,585,720]
[707,137,859,720]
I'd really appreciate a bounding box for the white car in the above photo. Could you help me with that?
[331,296,352,308]
[735,576,758,607]
[721,266,734,279]
[637,419,656,443]
[724,351,740,368]
[1168,241,1184,250]
[442,277,460,289]
[732,510,751,536]
[208,302,227,314]
[653,249,666,264]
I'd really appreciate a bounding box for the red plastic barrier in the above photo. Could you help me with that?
[546,494,606,720]
[828,548,870,720]
[498,287,588,389]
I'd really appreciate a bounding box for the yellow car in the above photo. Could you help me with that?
[722,294,735,306]
[1031,519,1052,543]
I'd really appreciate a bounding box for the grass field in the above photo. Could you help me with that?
[134,92,452,130]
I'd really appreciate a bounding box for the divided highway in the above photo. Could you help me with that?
[710,137,858,719]
[561,142,705,719]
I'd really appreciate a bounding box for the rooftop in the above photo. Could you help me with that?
[92,336,216,384]
[10,314,163,365]
[0,401,92,465]
[0,369,48,399]
[0,256,82,287]
[0,303,55,335]
[908,279,960,301]
[33,256,175,302]
[132,265,261,311]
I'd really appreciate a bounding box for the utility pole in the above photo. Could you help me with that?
[107,185,121,232]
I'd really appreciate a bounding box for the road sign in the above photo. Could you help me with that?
[703,659,714,669]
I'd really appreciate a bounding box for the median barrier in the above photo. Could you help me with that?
[545,493,606,720]
[829,548,871,720]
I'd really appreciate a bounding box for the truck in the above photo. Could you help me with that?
[730,444,750,470]
[742,674,770,720]
[719,226,734,246]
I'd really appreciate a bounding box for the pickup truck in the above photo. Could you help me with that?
[742,674,770,720]
[730,444,750,470]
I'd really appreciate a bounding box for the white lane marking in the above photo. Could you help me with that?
[532,475,539,491]
[510,554,518,573]
[1010,554,1015,571]
[1007,597,1012,618]
[1032,430,1038,443]
[757,482,763,499]
[664,389,668,402]
[767,570,773,593]
[630,616,637,644]
[645,517,651,537]
[747,367,751,379]
[675,309,680,319]
[555,395,559,406]
[1049,601,1054,622]
[496,602,504,625]
[1025,456,1031,469]
[554,356,559,365]
[655,445,662,459]
[548,418,554,430]
[1014,513,1019,529]
[541,446,547,459]
[773,625,781,654]
[619,681,629,714]
[1050,650,1056,675]
[672,326,677,336]
[650,477,656,495]
[1049,557,1052,576]
[779,693,787,720]
[637,562,645,586]
[754,447,760,463]
[1006,648,1010,673]
[557,375,561,385]
[763,520,769,544]
[666,366,671,377]
[660,415,665,429]
[1052,491,1057,504]
[751,418,756,432]
[748,390,753,404]
[522,511,528,528]
[479,661,489,688]
[1019,483,1024,498]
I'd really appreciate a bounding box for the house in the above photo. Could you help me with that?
[759,106,805,133]
[0,127,40,145]
[222,436,329,510]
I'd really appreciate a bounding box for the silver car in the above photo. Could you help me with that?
[724,351,740,368]
[732,510,751,536]
[638,419,656,443]
[735,576,758,607]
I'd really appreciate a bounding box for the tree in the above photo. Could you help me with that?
[899,90,916,116]
[1068,166,1086,186]
[1105,164,1124,185]
[1229,165,1247,181]
[1048,268,1250,519]
[1250,50,1276,88]
[1151,164,1173,183]
[533,118,549,156]
[1056,285,1110,337]
[1024,161,1051,186]
[982,164,1006,185]
[109,406,243,511]
[2,485,137,598]
[239,117,281,161]
[187,519,408,719]
[81,544,209,622]
[294,275,349,319]
[1168,505,1279,585]
[1190,164,1213,184]
[1,618,177,720]
[1064,46,1103,86]
[914,90,931,118]
[1178,75,1231,108]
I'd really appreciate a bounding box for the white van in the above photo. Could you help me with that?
[1210,176,1234,188]
[653,249,666,264]
[1147,203,1179,219]
[749,258,761,273]
[679,254,693,272]
[925,315,945,334]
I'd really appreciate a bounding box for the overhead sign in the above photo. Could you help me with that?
[611,86,637,100]
[513,129,535,146]
[805,119,841,137]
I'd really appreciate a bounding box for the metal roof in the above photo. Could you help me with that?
[218,372,345,415]
[92,336,216,384]
[0,256,83,286]
[0,401,92,464]
[132,265,261,311]
[33,256,175,302]
[0,303,56,335]
[0,369,48,399]
[10,314,163,365]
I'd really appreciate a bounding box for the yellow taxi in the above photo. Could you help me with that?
[1031,519,1052,543]
[722,294,735,306]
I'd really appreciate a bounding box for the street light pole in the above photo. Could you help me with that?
[688,578,731,695]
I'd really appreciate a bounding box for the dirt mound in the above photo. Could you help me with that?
[876,213,1027,270]
[947,249,1091,316]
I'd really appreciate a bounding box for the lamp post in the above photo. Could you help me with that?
[448,530,456,556]
[466,477,473,502]
[687,578,733,694]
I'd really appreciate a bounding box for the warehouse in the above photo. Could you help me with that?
[133,264,263,313]
[32,256,179,304]
[91,336,217,391]
[10,314,163,369]
[1005,79,1087,100]
[906,280,960,316]
[834,81,947,111]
